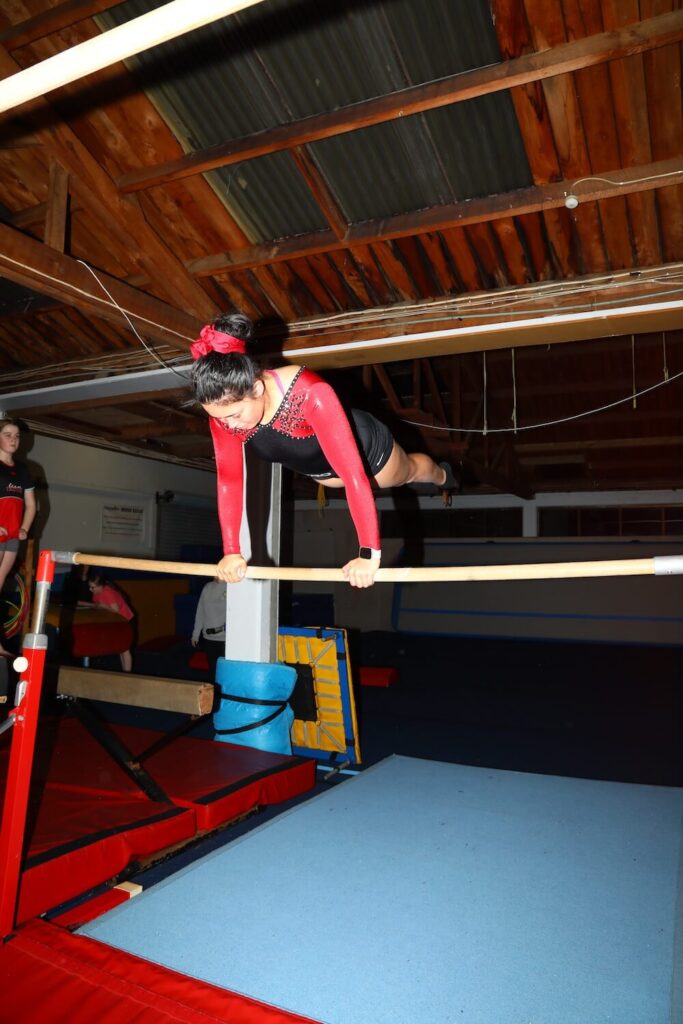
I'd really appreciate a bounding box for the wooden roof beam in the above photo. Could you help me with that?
[0,2,124,52]
[290,147,347,240]
[44,160,69,252]
[371,364,403,412]
[463,454,534,500]
[7,196,83,230]
[0,46,218,322]
[189,157,683,277]
[117,10,683,194]
[0,221,200,349]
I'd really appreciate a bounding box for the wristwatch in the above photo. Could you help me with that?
[359,547,381,560]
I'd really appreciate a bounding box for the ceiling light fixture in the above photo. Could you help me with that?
[0,0,269,114]
[283,298,683,360]
[563,169,677,210]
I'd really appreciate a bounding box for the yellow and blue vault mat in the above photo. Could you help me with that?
[278,626,360,766]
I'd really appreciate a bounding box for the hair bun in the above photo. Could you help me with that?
[213,312,254,344]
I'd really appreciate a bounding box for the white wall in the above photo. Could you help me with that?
[290,493,683,642]
[394,539,683,645]
[25,435,216,557]
[291,507,402,632]
[21,431,683,645]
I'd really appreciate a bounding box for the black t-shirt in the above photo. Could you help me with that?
[0,461,34,539]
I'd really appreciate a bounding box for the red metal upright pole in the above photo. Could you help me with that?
[0,549,54,940]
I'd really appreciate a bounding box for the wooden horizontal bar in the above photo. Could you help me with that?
[57,666,215,715]
[63,551,683,584]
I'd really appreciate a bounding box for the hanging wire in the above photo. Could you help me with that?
[510,348,518,434]
[662,331,669,381]
[0,251,193,344]
[482,351,488,436]
[77,261,192,382]
[400,364,683,436]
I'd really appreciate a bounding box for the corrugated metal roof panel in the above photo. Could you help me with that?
[100,0,531,239]
[310,94,531,223]
[207,155,329,241]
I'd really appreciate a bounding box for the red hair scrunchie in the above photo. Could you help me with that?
[190,325,247,360]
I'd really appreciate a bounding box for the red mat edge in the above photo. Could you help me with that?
[1,918,321,1024]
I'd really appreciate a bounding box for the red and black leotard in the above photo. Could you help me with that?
[210,368,386,555]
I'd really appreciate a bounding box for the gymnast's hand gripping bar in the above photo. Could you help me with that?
[52,551,683,583]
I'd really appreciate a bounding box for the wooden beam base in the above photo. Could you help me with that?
[57,667,215,716]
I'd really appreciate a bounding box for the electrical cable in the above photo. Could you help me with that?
[400,364,683,436]
[77,261,192,381]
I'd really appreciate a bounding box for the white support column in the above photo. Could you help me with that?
[522,500,538,537]
[224,455,281,663]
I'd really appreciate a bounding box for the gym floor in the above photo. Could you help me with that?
[5,628,680,1023]
[115,629,683,788]
[20,626,680,890]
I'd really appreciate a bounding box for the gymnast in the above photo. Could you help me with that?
[191,313,459,588]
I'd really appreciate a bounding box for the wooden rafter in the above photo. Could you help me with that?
[0,2,124,51]
[116,10,683,194]
[276,261,683,367]
[372,363,403,412]
[517,436,683,455]
[117,415,206,440]
[43,160,69,253]
[0,46,218,322]
[423,360,448,426]
[289,147,347,240]
[0,221,200,349]
[8,197,83,230]
[188,159,683,277]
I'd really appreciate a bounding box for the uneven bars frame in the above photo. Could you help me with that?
[61,550,683,584]
[2,545,683,939]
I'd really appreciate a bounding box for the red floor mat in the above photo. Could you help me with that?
[128,726,316,830]
[0,919,320,1023]
[17,790,195,924]
[1,717,314,923]
[33,717,316,829]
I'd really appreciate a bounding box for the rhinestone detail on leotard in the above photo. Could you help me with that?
[215,368,312,441]
[270,387,310,436]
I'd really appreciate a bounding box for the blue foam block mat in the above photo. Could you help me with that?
[80,756,683,1024]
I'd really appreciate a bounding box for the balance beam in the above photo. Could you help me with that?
[62,551,683,583]
[57,667,215,716]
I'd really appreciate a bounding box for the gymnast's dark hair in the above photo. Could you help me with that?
[191,313,262,404]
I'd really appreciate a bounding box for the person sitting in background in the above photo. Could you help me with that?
[191,578,228,680]
[87,572,135,672]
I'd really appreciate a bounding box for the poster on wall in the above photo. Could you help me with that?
[101,503,146,542]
